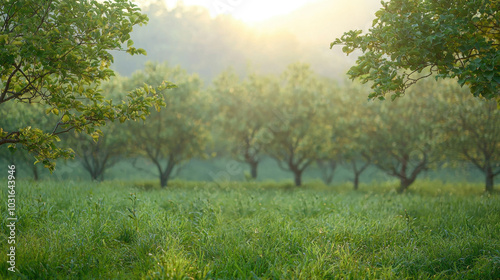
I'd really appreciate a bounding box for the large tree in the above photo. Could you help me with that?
[0,0,168,170]
[263,63,331,186]
[314,81,345,186]
[66,76,131,181]
[127,62,210,188]
[442,84,500,192]
[334,82,375,190]
[211,70,277,179]
[69,126,126,182]
[368,79,447,193]
[331,0,500,102]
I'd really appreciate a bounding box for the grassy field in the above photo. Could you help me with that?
[7,157,484,186]
[1,180,499,279]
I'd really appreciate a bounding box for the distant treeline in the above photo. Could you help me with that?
[2,61,499,193]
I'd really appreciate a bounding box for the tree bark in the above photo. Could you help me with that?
[381,153,427,194]
[317,159,336,185]
[91,170,98,181]
[160,174,169,188]
[351,160,370,191]
[353,174,360,191]
[485,166,494,193]
[32,164,39,181]
[82,151,108,182]
[250,161,258,179]
[293,170,303,186]
[158,156,176,188]
[89,167,104,182]
[398,177,415,194]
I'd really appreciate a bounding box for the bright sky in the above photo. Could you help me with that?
[162,0,321,23]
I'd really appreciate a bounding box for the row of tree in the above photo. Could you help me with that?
[2,61,499,192]
[211,63,499,193]
[2,0,498,194]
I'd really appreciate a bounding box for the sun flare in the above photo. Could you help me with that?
[224,0,320,23]
[162,0,320,23]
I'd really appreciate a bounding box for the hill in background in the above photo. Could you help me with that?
[111,0,382,82]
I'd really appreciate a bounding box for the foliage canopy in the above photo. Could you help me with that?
[331,0,500,101]
[0,0,169,170]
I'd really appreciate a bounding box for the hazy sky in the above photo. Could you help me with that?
[121,0,383,79]
[159,0,323,23]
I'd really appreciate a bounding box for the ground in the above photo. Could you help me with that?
[0,180,499,279]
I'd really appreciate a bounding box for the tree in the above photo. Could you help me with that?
[263,63,331,186]
[443,84,500,192]
[0,0,168,170]
[331,0,500,102]
[211,69,277,179]
[315,159,338,186]
[314,81,345,186]
[335,82,375,190]
[127,62,210,188]
[69,128,124,181]
[66,76,131,181]
[368,80,446,193]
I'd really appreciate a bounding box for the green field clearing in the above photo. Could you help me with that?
[1,180,499,279]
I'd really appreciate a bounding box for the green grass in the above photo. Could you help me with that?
[1,180,499,279]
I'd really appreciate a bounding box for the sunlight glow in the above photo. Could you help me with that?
[162,0,322,23]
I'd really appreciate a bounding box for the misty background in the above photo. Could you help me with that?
[111,0,382,82]
[2,0,484,185]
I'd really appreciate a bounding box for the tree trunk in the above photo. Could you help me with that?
[250,161,258,179]
[351,160,370,191]
[90,168,104,182]
[485,167,494,193]
[353,174,360,191]
[159,157,176,188]
[317,159,336,185]
[160,174,169,188]
[398,177,415,194]
[393,154,425,194]
[32,164,39,181]
[82,156,103,182]
[294,170,302,186]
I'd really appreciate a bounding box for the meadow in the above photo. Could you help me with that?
[1,179,499,279]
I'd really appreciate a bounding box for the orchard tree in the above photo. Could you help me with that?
[335,82,375,190]
[369,80,447,193]
[127,62,210,188]
[315,158,338,186]
[331,0,500,102]
[69,125,128,181]
[66,76,131,181]
[0,0,169,170]
[443,85,500,192]
[314,81,344,185]
[211,70,277,179]
[264,63,331,186]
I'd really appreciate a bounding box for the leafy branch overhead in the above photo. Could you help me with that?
[331,0,500,101]
[0,0,173,170]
